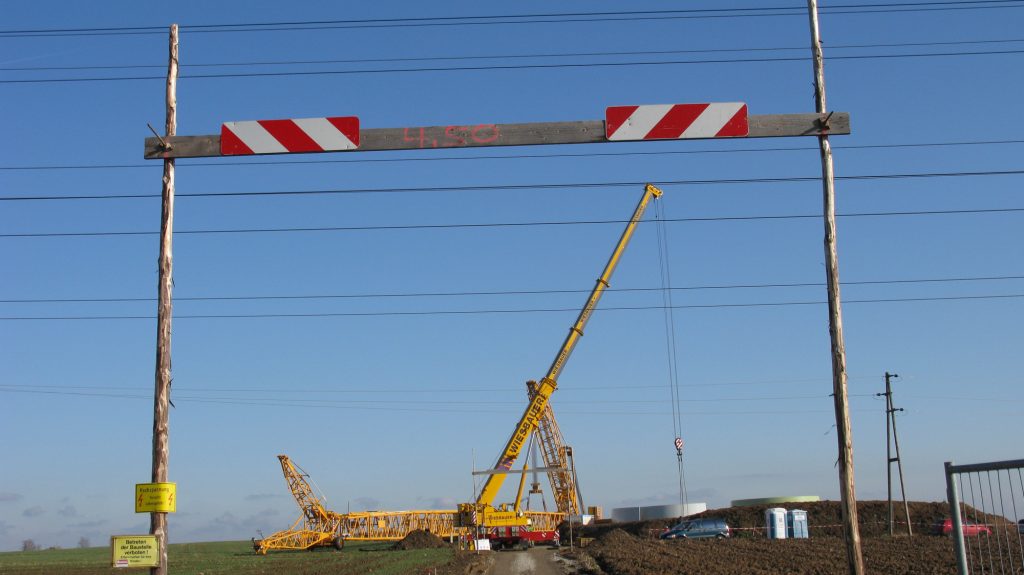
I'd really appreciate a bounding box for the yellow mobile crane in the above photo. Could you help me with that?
[256,453,562,553]
[457,184,663,546]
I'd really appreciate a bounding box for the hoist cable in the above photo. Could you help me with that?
[654,195,688,509]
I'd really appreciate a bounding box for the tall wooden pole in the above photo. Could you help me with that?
[150,23,178,575]
[888,373,913,536]
[885,373,894,536]
[805,3,864,574]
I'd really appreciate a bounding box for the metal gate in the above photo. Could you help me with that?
[944,459,1024,575]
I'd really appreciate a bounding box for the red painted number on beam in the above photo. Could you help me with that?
[402,125,501,149]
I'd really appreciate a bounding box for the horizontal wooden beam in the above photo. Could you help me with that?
[144,112,850,159]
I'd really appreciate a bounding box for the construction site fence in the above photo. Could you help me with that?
[944,458,1024,575]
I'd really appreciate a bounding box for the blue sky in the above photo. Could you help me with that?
[1,0,1022,551]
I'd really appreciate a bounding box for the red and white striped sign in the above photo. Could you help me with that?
[605,103,748,141]
[220,116,360,155]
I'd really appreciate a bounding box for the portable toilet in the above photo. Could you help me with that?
[787,509,809,539]
[765,507,788,539]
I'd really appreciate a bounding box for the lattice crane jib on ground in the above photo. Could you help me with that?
[457,184,663,547]
[256,455,469,552]
[253,455,345,554]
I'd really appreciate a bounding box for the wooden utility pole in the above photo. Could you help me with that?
[150,23,178,575]
[885,372,896,536]
[880,372,912,536]
[805,3,864,574]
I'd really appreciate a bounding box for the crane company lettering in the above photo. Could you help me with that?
[504,394,549,466]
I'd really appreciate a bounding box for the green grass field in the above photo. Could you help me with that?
[0,540,453,575]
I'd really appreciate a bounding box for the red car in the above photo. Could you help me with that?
[933,518,992,536]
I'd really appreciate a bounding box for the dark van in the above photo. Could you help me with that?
[660,518,731,540]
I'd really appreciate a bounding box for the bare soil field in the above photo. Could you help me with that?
[562,500,1024,575]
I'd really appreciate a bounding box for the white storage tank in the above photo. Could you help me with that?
[610,503,707,522]
[765,507,788,539]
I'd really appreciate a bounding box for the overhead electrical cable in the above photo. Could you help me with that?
[3,37,1021,72]
[3,168,1023,202]
[1,1,1021,38]
[3,49,1023,84]
[2,138,1021,172]
[6,384,1017,402]
[0,387,889,416]
[2,207,1021,239]
[2,274,1021,304]
[2,293,1022,321]
[0,386,875,405]
[0,375,882,394]
[0,387,1010,416]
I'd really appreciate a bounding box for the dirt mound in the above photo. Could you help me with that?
[684,500,1013,537]
[392,529,450,550]
[577,500,1011,540]
[582,531,972,575]
[571,501,1024,575]
[589,528,639,548]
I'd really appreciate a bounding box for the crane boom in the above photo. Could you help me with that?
[544,186,663,385]
[465,184,663,521]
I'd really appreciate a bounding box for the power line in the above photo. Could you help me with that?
[3,48,1022,84]
[0,385,865,405]
[1,1,1020,38]
[3,168,1023,202]
[0,375,880,394]
[2,138,1022,172]
[3,273,1019,304]
[2,207,1022,239]
[0,387,888,417]
[0,386,1012,416]
[2,293,1022,321]
[5,379,1018,400]
[4,37,1021,72]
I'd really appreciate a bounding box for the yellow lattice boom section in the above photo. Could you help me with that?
[530,383,581,516]
[523,511,565,532]
[256,517,340,551]
[339,510,565,540]
[341,510,458,540]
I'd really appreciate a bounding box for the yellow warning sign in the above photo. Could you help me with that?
[111,535,160,568]
[135,483,176,513]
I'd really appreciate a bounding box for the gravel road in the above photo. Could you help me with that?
[487,548,564,575]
